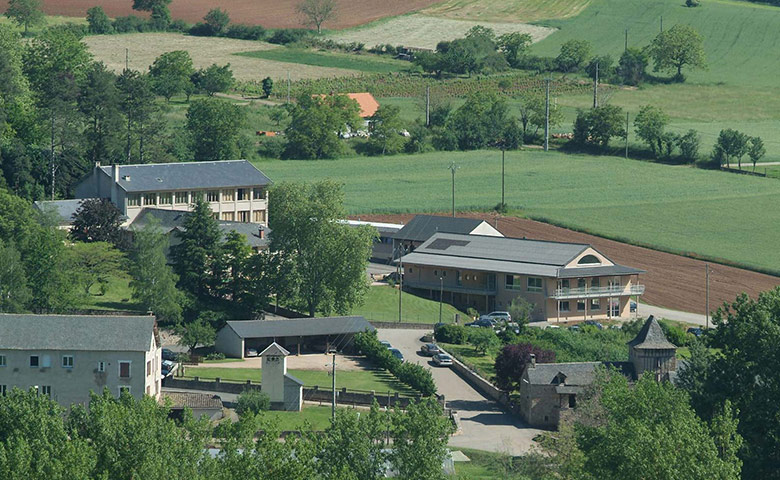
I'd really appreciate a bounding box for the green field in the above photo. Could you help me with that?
[185,366,417,395]
[236,48,410,74]
[351,285,468,324]
[261,405,348,431]
[255,150,780,273]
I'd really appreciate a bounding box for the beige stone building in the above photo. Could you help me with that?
[0,314,161,407]
[399,232,645,321]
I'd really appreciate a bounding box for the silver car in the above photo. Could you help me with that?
[432,353,453,367]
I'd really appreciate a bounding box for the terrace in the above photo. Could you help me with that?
[550,284,645,300]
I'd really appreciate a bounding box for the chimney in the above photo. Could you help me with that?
[258,226,265,239]
[112,164,120,182]
[110,164,119,206]
[529,354,536,368]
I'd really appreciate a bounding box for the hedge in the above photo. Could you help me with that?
[354,331,437,396]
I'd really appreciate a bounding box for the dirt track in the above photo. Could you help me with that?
[15,0,439,30]
[356,213,780,314]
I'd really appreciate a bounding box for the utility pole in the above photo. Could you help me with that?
[286,71,291,104]
[125,48,129,70]
[425,85,430,127]
[705,263,710,330]
[439,277,443,324]
[331,352,336,420]
[544,77,551,152]
[625,112,630,159]
[593,62,599,108]
[448,162,459,217]
[398,244,404,323]
[501,148,505,207]
[660,16,663,33]
[625,29,628,52]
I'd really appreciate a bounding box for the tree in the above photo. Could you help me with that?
[129,218,184,323]
[296,0,336,34]
[555,39,592,74]
[262,77,273,98]
[634,105,669,157]
[545,370,742,480]
[447,91,514,150]
[0,241,31,312]
[117,69,162,164]
[4,0,44,35]
[269,181,375,317]
[170,200,223,301]
[390,398,455,479]
[186,98,246,161]
[78,62,123,165]
[367,105,405,155]
[86,6,113,34]
[617,47,649,85]
[467,328,499,355]
[269,105,287,126]
[235,390,270,418]
[317,404,389,480]
[193,63,234,96]
[649,24,706,81]
[22,226,76,313]
[585,54,615,81]
[748,136,765,171]
[497,32,532,67]
[676,129,700,163]
[283,94,360,159]
[149,50,194,102]
[494,343,555,391]
[507,297,533,328]
[713,128,748,168]
[572,105,626,148]
[177,315,217,353]
[516,92,561,141]
[212,230,252,306]
[67,241,125,296]
[204,8,230,36]
[70,198,125,246]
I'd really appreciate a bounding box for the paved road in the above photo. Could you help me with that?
[637,303,709,327]
[378,328,544,456]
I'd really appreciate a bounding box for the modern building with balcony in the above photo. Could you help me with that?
[73,160,271,225]
[398,232,645,321]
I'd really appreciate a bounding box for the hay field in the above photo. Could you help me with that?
[421,0,592,23]
[85,33,358,81]
[327,14,555,50]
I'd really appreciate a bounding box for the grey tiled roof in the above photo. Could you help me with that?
[99,160,271,193]
[223,316,374,339]
[130,208,269,248]
[628,316,677,350]
[526,361,634,385]
[0,314,156,351]
[163,392,223,409]
[33,199,90,226]
[393,215,489,242]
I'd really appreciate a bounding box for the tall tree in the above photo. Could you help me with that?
[497,32,532,67]
[555,39,592,74]
[193,63,234,97]
[170,200,223,301]
[446,91,514,150]
[367,105,405,155]
[269,181,375,316]
[572,105,626,148]
[282,94,360,159]
[86,6,113,34]
[78,62,123,166]
[116,69,160,164]
[317,405,390,480]
[128,218,183,323]
[712,128,748,169]
[148,50,194,102]
[132,0,172,29]
[296,0,336,34]
[747,136,765,171]
[649,24,706,81]
[21,226,76,313]
[186,98,246,161]
[3,0,44,35]
[390,398,455,480]
[0,241,31,312]
[617,47,649,86]
[67,241,125,296]
[70,198,125,245]
[203,8,230,35]
[634,105,669,157]
[177,315,216,353]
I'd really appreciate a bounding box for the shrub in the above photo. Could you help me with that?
[257,137,285,159]
[87,6,113,34]
[203,8,230,36]
[494,343,556,391]
[225,24,266,40]
[113,15,147,33]
[167,19,190,32]
[395,362,437,396]
[354,330,436,395]
[268,28,310,45]
[435,324,468,345]
[659,319,689,347]
[508,297,534,327]
[468,328,500,354]
[236,389,270,417]
[205,352,225,361]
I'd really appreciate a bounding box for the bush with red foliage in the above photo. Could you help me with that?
[494,343,556,391]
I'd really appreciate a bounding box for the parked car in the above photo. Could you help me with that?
[161,360,177,377]
[420,343,441,356]
[568,325,581,332]
[432,353,453,367]
[389,348,404,362]
[162,348,176,361]
[687,327,703,337]
[245,348,258,357]
[380,340,392,349]
[483,311,511,322]
[583,320,604,330]
[466,318,495,328]
[630,301,637,313]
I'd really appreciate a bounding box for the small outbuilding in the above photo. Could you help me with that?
[215,316,375,358]
[162,391,224,422]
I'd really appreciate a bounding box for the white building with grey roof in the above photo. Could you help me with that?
[0,314,161,407]
[399,232,645,321]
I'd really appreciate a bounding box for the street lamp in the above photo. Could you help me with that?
[439,276,444,324]
[448,162,459,217]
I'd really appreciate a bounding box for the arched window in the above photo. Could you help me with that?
[578,254,601,265]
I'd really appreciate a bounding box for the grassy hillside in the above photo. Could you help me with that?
[236,48,410,74]
[421,0,592,22]
[255,150,780,273]
[350,285,468,323]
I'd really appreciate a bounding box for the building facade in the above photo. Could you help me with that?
[0,314,161,407]
[400,233,644,321]
[74,160,271,225]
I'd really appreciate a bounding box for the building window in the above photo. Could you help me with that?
[97,361,105,373]
[221,212,235,221]
[407,267,413,274]
[456,271,461,286]
[253,188,265,200]
[560,279,570,289]
[62,355,74,368]
[158,192,172,205]
[119,386,131,396]
[578,254,601,265]
[577,278,586,289]
[253,210,266,223]
[560,301,570,312]
[119,361,131,379]
[442,270,446,277]
[206,190,219,202]
[237,188,248,201]
[527,277,543,293]
[577,300,586,311]
[0,355,5,367]
[0,385,5,396]
[591,278,600,288]
[143,193,156,206]
[127,194,141,207]
[222,189,235,202]
[505,275,523,290]
[175,192,189,204]
[590,298,601,310]
[434,270,438,277]
[42,355,51,368]
[40,385,51,398]
[238,211,250,223]
[192,191,204,202]
[30,356,39,368]
[146,360,151,376]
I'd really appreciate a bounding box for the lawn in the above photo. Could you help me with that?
[452,447,532,479]
[261,405,351,431]
[73,272,144,312]
[351,285,469,324]
[185,366,417,395]
[236,48,411,74]
[440,342,497,380]
[254,149,780,273]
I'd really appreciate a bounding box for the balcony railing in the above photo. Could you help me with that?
[403,279,497,296]
[549,284,645,300]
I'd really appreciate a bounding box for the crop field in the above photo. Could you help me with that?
[236,48,411,74]
[85,33,358,81]
[0,0,440,29]
[255,150,780,273]
[326,14,555,50]
[421,0,592,22]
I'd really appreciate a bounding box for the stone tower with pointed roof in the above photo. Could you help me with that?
[628,315,677,379]
[260,342,303,411]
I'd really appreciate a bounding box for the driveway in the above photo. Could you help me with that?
[377,329,544,456]
[637,303,709,327]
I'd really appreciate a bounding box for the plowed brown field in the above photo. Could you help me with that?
[355,213,780,314]
[2,0,440,29]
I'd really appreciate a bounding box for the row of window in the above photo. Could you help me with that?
[127,187,267,208]
[559,299,601,312]
[506,275,543,293]
[0,385,131,398]
[0,355,134,378]
[560,278,602,289]
[220,210,266,223]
